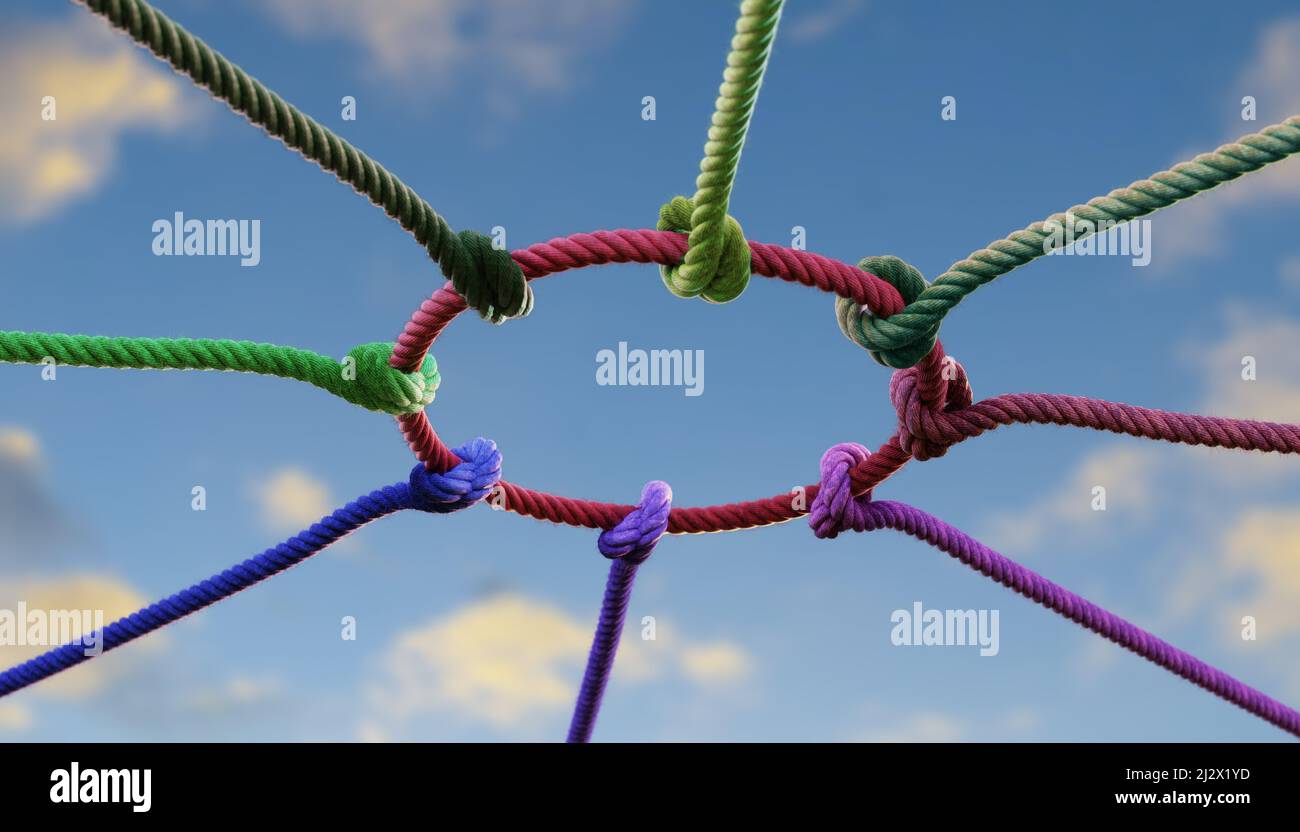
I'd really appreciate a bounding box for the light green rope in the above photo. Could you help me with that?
[75,0,530,325]
[0,333,439,415]
[659,0,784,304]
[847,115,1300,368]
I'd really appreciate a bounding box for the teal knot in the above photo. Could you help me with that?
[656,195,751,304]
[339,342,440,415]
[446,230,534,324]
[835,255,939,369]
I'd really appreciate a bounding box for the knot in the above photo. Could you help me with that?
[343,342,440,414]
[408,437,503,513]
[889,359,973,461]
[598,480,672,565]
[657,195,751,304]
[446,229,534,324]
[835,255,940,369]
[809,443,874,539]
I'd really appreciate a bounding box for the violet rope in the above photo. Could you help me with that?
[810,443,1300,738]
[568,481,672,743]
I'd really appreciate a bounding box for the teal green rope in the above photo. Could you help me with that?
[77,0,530,324]
[0,333,438,415]
[659,0,784,304]
[847,115,1300,368]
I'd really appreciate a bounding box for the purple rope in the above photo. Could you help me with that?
[811,443,1300,738]
[567,480,671,743]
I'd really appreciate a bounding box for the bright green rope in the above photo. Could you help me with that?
[75,0,530,325]
[848,115,1300,368]
[0,333,439,415]
[659,0,784,304]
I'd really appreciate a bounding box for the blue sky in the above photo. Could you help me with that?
[3,0,1300,742]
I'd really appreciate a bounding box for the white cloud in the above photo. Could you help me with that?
[1280,255,1300,292]
[679,641,752,687]
[1150,18,1300,270]
[0,573,158,700]
[0,701,33,733]
[1216,506,1300,637]
[182,675,283,715]
[787,0,867,45]
[984,445,1159,553]
[251,468,334,533]
[362,593,755,737]
[262,0,631,112]
[0,427,78,564]
[1176,306,1300,484]
[1195,307,1300,422]
[850,705,1042,742]
[0,15,195,224]
[0,427,41,465]
[860,711,963,742]
[369,594,598,730]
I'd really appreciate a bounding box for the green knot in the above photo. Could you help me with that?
[338,343,440,415]
[447,230,534,324]
[835,255,939,369]
[657,195,751,304]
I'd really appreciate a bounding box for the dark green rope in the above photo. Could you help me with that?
[846,115,1300,368]
[78,0,530,323]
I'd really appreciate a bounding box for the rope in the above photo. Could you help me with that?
[0,440,502,697]
[76,0,531,328]
[657,0,784,303]
[391,230,907,378]
[568,481,672,743]
[857,115,1300,368]
[808,467,1300,736]
[6,0,1290,741]
[0,332,439,415]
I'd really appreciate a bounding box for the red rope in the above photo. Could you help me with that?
[384,230,1300,534]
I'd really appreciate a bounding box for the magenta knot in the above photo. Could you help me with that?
[598,481,672,564]
[809,442,874,539]
[888,360,973,461]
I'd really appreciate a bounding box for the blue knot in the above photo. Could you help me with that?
[809,442,873,539]
[408,437,502,513]
[598,480,672,564]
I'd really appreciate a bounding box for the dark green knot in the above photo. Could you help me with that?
[445,229,534,324]
[835,255,939,369]
[657,195,751,304]
[339,342,440,415]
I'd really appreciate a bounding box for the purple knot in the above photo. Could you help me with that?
[597,481,672,564]
[809,442,873,539]
[408,437,502,513]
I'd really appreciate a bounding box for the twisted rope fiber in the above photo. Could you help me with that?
[77,0,531,329]
[25,0,1296,739]
[568,481,672,743]
[809,445,1300,737]
[0,483,405,696]
[658,0,784,304]
[0,440,502,697]
[855,115,1300,368]
[0,332,439,416]
[415,386,1300,535]
[865,500,1300,737]
[391,229,907,385]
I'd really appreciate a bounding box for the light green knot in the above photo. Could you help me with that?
[337,342,440,415]
[657,195,751,304]
[835,255,940,369]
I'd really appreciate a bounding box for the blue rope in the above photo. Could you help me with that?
[0,439,503,698]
